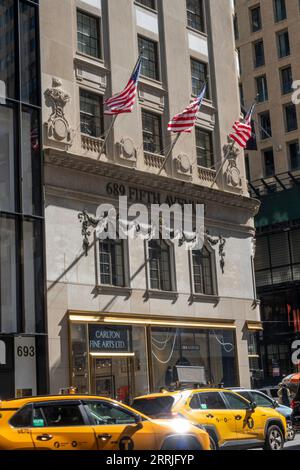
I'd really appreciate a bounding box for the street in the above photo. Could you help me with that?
[284,433,300,450]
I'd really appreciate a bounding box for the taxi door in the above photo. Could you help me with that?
[82,400,157,450]
[184,391,237,444]
[30,401,96,450]
[1,404,36,450]
[221,391,263,440]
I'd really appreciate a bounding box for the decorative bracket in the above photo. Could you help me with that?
[206,231,226,274]
[78,210,100,256]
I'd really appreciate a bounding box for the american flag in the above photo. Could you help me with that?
[229,104,255,149]
[104,56,142,115]
[167,84,206,133]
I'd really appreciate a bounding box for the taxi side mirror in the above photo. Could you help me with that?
[273,400,279,408]
[249,401,257,411]
[134,414,142,424]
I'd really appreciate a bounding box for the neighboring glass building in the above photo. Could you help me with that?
[0,0,47,398]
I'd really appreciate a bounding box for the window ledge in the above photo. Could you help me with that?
[134,1,157,14]
[74,52,108,72]
[139,75,164,91]
[145,289,178,300]
[96,285,132,296]
[190,293,220,304]
[186,25,207,38]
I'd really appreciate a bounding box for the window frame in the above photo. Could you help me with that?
[147,238,175,292]
[76,9,101,60]
[186,0,206,33]
[288,140,300,171]
[195,127,214,169]
[142,109,163,155]
[274,0,287,23]
[250,5,262,33]
[253,40,265,68]
[284,103,298,133]
[277,29,290,59]
[263,148,275,177]
[255,75,268,103]
[222,392,251,410]
[32,401,87,428]
[79,88,104,139]
[259,111,272,139]
[190,58,209,98]
[138,35,160,82]
[97,238,127,288]
[280,65,293,95]
[190,244,218,297]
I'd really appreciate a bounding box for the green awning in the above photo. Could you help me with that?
[255,186,300,228]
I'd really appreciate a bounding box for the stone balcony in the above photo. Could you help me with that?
[198,166,216,184]
[81,134,105,158]
[144,151,165,170]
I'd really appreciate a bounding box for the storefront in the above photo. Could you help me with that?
[69,313,239,403]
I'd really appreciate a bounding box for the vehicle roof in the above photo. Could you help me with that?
[134,388,234,400]
[0,395,123,408]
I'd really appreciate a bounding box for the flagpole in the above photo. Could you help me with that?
[158,133,181,176]
[98,115,117,160]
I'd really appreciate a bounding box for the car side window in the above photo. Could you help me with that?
[236,391,252,402]
[223,392,249,410]
[34,403,85,427]
[83,401,137,425]
[189,394,201,409]
[252,392,273,407]
[10,404,33,428]
[198,392,227,410]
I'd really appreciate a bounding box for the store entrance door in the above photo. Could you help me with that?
[91,356,135,405]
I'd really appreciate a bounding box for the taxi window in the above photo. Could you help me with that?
[10,404,33,428]
[83,401,137,425]
[34,403,85,427]
[236,391,252,402]
[198,392,227,410]
[223,392,249,410]
[189,394,201,409]
[131,396,175,418]
[251,392,273,407]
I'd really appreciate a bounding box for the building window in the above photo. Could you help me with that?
[274,0,287,22]
[148,239,172,291]
[259,111,272,139]
[233,14,239,40]
[256,75,268,102]
[77,10,100,59]
[186,0,205,32]
[263,149,275,177]
[142,110,163,154]
[190,58,209,97]
[239,84,244,107]
[289,141,300,170]
[99,239,125,287]
[195,128,214,168]
[245,154,251,181]
[138,36,159,81]
[136,0,156,10]
[20,2,39,105]
[281,66,293,94]
[254,40,265,68]
[284,103,298,132]
[192,246,215,295]
[80,89,103,138]
[250,6,262,32]
[277,30,290,58]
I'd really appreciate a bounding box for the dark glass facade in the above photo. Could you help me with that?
[0,0,47,399]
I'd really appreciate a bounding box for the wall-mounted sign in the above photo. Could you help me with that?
[14,337,37,397]
[89,325,132,352]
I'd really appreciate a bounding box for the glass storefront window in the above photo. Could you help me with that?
[0,102,15,212]
[71,323,89,394]
[0,216,17,333]
[0,0,15,100]
[151,327,237,390]
[20,1,39,105]
[21,106,42,216]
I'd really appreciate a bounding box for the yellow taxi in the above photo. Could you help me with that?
[132,388,287,450]
[0,395,210,451]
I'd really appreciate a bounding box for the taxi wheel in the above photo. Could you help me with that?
[264,425,284,450]
[209,434,218,451]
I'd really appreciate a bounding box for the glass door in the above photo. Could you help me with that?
[91,356,135,405]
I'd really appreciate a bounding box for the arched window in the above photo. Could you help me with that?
[99,239,124,287]
[148,239,172,291]
[192,246,215,295]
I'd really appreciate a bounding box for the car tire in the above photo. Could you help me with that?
[263,425,284,450]
[287,421,296,441]
[208,434,219,450]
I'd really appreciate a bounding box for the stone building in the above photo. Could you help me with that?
[235,0,300,385]
[41,0,260,400]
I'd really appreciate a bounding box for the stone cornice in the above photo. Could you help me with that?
[44,148,260,216]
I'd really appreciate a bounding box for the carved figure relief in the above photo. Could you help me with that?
[44,77,72,143]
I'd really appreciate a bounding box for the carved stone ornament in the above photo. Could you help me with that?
[223,142,242,188]
[175,153,192,176]
[44,77,73,144]
[205,230,226,274]
[118,137,137,161]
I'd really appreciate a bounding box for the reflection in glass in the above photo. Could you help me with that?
[71,323,89,394]
[0,103,15,212]
[20,2,38,104]
[0,216,17,333]
[22,106,41,215]
[0,0,15,99]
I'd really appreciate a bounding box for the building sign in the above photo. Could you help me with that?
[89,325,131,352]
[0,340,6,365]
[14,336,37,397]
